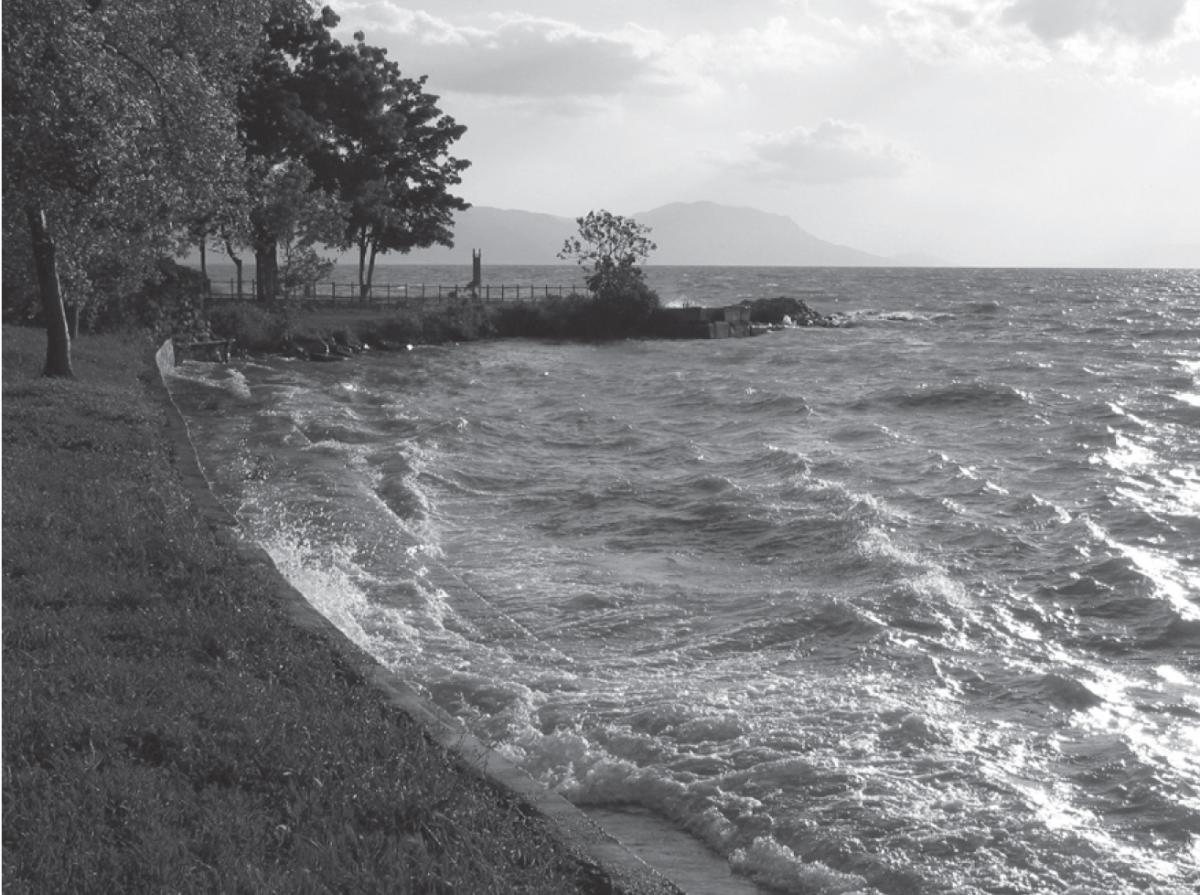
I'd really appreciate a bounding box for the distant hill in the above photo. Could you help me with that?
[389,201,905,267]
[383,206,576,266]
[633,201,887,266]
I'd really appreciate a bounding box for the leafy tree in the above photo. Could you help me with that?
[2,0,268,375]
[236,8,469,301]
[323,36,470,298]
[234,2,341,302]
[558,210,660,337]
[246,158,343,299]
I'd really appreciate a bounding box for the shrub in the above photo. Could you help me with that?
[556,210,661,339]
[207,303,289,353]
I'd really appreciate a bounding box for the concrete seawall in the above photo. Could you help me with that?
[154,340,685,895]
[650,306,755,339]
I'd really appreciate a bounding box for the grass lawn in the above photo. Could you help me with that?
[1,325,610,893]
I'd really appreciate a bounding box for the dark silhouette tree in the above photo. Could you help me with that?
[315,35,469,298]
[236,6,468,302]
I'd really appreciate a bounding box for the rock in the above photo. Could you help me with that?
[738,296,838,327]
[289,334,330,359]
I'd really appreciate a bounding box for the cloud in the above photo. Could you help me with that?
[674,15,859,75]
[742,120,915,183]
[877,0,1194,67]
[335,7,677,99]
[1002,0,1189,43]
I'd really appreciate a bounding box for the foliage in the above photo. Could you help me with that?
[322,36,470,296]
[558,210,661,337]
[2,0,269,372]
[233,5,469,302]
[2,325,598,894]
[207,303,290,353]
[88,259,211,340]
[248,159,342,298]
[364,300,496,346]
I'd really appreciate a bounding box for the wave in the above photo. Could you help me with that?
[1149,617,1200,650]
[1002,671,1106,711]
[848,308,931,323]
[698,600,886,656]
[734,389,812,416]
[967,299,1003,314]
[853,380,1033,412]
[166,360,252,399]
[746,444,812,478]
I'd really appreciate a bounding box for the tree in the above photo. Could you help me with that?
[558,210,660,337]
[234,1,340,302]
[321,36,469,298]
[559,210,657,295]
[2,0,269,375]
[236,8,469,301]
[245,158,344,299]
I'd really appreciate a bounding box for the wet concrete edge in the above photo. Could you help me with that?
[153,341,684,895]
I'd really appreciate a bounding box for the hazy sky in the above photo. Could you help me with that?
[333,0,1200,266]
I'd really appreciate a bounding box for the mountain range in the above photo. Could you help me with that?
[387,201,935,267]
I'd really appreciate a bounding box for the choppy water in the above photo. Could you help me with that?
[169,266,1200,894]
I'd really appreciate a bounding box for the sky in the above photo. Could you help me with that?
[331,0,1200,266]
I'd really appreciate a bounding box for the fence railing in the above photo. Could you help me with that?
[207,281,585,306]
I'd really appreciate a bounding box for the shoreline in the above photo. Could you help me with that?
[2,324,680,894]
[154,336,684,894]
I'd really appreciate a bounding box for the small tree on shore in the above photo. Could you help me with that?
[558,210,659,337]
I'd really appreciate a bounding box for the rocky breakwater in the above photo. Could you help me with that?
[739,296,844,328]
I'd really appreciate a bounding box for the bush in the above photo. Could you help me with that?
[85,258,210,338]
[589,275,661,338]
[207,303,289,353]
[556,209,661,339]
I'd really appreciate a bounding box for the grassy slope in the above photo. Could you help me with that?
[1,325,597,894]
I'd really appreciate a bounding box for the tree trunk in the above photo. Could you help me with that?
[26,205,74,378]
[199,239,209,297]
[366,243,379,300]
[357,234,369,299]
[253,237,278,303]
[223,237,244,299]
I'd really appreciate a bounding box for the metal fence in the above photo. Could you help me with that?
[207,281,586,306]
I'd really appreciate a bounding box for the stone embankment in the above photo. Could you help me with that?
[650,296,842,339]
[738,296,843,328]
